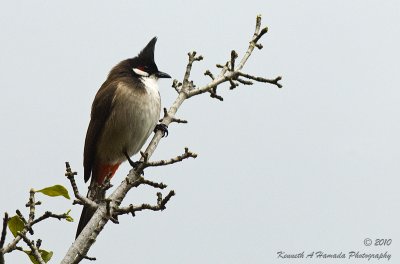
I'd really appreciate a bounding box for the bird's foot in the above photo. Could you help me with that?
[154,123,168,137]
[124,151,144,175]
[130,160,143,169]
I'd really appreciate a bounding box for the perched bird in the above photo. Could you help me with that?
[76,37,171,238]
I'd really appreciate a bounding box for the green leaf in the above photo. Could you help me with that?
[65,209,74,222]
[36,185,70,200]
[41,250,53,262]
[24,249,53,263]
[8,215,25,237]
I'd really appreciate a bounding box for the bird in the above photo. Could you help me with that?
[76,37,171,238]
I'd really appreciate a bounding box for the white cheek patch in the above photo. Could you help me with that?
[133,68,150,77]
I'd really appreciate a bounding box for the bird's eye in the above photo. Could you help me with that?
[133,66,150,77]
[137,66,149,72]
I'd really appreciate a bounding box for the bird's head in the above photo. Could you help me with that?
[131,37,171,79]
[107,37,171,81]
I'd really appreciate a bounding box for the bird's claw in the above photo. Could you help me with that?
[124,151,144,175]
[130,160,143,169]
[129,160,145,176]
[154,123,168,137]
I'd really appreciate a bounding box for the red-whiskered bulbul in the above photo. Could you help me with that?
[76,37,171,238]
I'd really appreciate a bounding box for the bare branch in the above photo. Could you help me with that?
[161,108,188,124]
[235,15,264,72]
[229,79,238,90]
[171,117,188,124]
[140,179,167,189]
[236,78,253,85]
[143,147,197,168]
[172,79,182,93]
[105,199,119,224]
[0,213,8,248]
[2,230,25,254]
[204,70,215,80]
[253,26,268,44]
[27,189,35,233]
[182,51,203,91]
[237,72,282,88]
[16,210,33,235]
[209,88,224,101]
[36,239,42,249]
[18,232,45,264]
[31,211,69,225]
[65,162,98,210]
[186,15,281,99]
[204,70,224,101]
[230,50,238,71]
[77,253,96,262]
[116,190,176,216]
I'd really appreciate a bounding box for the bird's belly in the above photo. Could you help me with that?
[97,83,160,164]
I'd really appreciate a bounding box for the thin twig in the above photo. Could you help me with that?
[161,108,188,124]
[78,253,96,261]
[105,199,119,224]
[230,50,238,71]
[116,190,176,216]
[182,51,203,92]
[16,210,33,235]
[140,179,167,189]
[143,147,197,168]
[65,162,98,210]
[172,79,182,93]
[31,211,69,225]
[187,15,281,99]
[36,239,42,249]
[204,70,215,80]
[229,79,238,90]
[171,117,188,124]
[18,232,45,264]
[0,213,8,248]
[27,189,35,226]
[238,72,282,88]
[209,88,224,101]
[253,26,268,44]
[237,78,253,85]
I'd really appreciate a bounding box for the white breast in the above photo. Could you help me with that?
[140,75,159,98]
[97,78,161,164]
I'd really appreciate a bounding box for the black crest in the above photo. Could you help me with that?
[137,37,157,64]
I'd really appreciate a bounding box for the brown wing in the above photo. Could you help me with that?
[83,80,118,182]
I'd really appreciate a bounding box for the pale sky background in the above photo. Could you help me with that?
[0,1,399,263]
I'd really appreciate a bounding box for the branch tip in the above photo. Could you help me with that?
[65,162,98,210]
[204,70,215,80]
[78,252,97,261]
[230,50,238,71]
[0,212,9,249]
[142,147,197,169]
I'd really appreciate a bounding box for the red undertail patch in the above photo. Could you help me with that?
[96,163,121,184]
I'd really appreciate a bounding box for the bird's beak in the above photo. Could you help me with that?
[156,71,171,79]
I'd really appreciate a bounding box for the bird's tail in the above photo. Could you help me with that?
[75,163,121,239]
[75,180,105,239]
